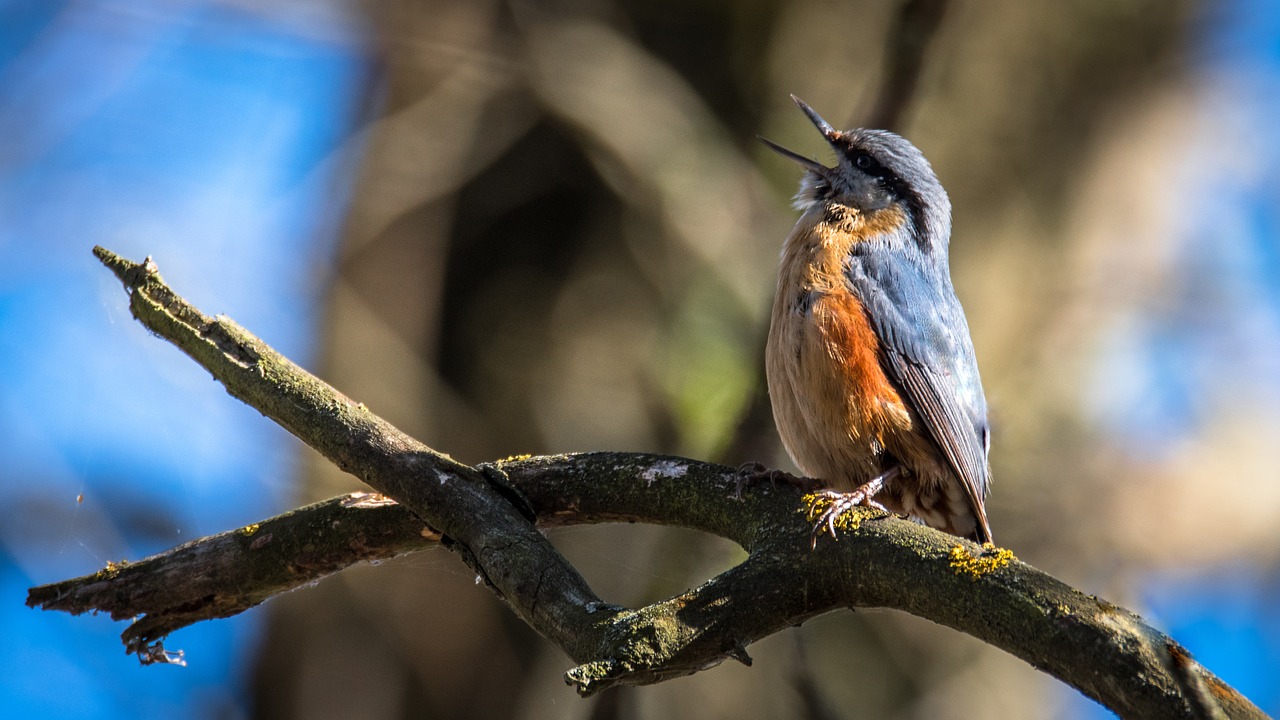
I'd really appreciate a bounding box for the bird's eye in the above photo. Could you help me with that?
[854,153,875,170]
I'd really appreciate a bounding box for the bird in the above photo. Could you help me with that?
[760,95,992,544]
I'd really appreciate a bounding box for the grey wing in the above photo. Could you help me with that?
[846,248,993,542]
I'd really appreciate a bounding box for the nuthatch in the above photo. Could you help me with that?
[761,96,992,543]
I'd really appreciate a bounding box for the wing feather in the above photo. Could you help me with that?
[846,247,992,542]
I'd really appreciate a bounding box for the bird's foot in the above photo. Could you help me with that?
[807,468,899,548]
[808,489,888,548]
[733,462,819,500]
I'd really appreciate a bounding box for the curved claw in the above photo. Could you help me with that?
[734,463,820,500]
[809,490,887,548]
[807,467,900,548]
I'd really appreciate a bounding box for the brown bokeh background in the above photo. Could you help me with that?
[239,1,1279,717]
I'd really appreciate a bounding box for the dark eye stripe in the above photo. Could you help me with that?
[852,151,896,181]
[849,148,915,207]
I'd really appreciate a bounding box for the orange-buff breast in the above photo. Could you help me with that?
[766,204,912,484]
[812,290,905,432]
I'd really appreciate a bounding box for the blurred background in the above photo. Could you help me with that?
[3,0,1279,717]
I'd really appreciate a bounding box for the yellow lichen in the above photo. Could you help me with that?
[949,542,1015,580]
[800,493,867,533]
[497,453,533,464]
[98,559,130,577]
[239,523,260,536]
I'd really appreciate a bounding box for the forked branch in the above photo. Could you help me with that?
[25,248,1267,720]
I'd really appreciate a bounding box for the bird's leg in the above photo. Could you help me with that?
[810,466,901,547]
[733,462,821,499]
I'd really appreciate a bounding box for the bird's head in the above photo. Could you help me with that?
[762,96,951,248]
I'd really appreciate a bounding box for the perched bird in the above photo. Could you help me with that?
[761,96,992,544]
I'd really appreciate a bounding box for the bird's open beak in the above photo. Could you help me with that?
[790,95,841,142]
[759,95,841,173]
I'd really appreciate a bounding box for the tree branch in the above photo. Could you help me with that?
[27,492,438,662]
[87,250,615,655]
[26,248,1269,720]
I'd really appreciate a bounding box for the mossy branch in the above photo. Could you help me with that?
[25,248,1269,720]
